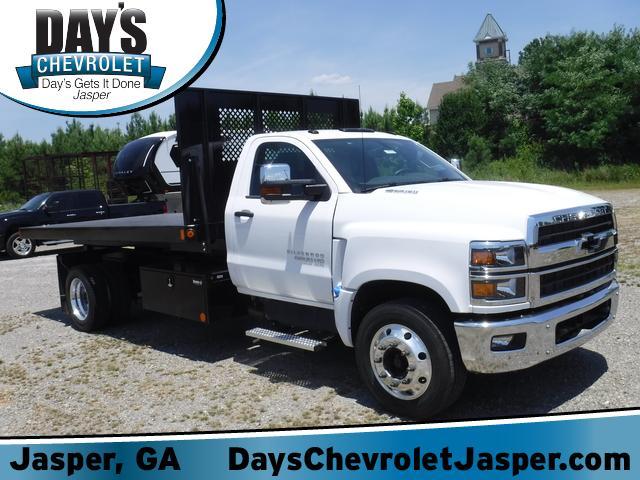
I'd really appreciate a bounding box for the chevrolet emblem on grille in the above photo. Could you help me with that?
[578,232,606,253]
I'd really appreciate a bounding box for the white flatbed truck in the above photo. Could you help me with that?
[24,88,619,419]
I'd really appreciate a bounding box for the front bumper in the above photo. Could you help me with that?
[454,280,619,373]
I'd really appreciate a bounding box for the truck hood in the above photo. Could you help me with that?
[334,180,609,242]
[0,210,29,221]
[0,210,30,233]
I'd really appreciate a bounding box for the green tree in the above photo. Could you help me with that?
[0,134,43,202]
[520,27,640,168]
[0,112,176,204]
[125,113,149,140]
[363,107,384,131]
[432,87,486,159]
[392,92,428,143]
[465,60,525,158]
[464,134,493,169]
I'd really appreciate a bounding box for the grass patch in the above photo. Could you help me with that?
[467,159,640,191]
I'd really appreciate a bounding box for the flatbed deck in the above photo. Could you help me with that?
[21,213,196,250]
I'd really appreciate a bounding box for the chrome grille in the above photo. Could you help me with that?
[468,205,617,312]
[540,254,615,297]
[538,213,614,246]
[527,204,617,308]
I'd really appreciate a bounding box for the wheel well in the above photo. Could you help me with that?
[4,226,34,247]
[56,250,138,309]
[4,226,20,241]
[3,227,35,251]
[351,281,452,343]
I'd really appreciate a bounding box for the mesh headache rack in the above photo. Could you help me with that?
[173,88,360,252]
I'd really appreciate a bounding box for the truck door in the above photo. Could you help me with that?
[74,191,108,221]
[43,193,78,224]
[226,138,337,307]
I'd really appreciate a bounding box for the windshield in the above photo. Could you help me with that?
[313,138,466,192]
[20,193,50,211]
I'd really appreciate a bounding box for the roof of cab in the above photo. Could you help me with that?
[250,129,402,142]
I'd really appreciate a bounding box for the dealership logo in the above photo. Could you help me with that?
[0,0,225,116]
[16,4,165,92]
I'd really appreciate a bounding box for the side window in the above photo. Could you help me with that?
[47,193,75,211]
[76,191,102,208]
[249,142,323,196]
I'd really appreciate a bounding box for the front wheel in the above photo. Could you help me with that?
[6,232,35,259]
[355,300,466,419]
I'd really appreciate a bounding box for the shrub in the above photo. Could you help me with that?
[464,135,492,170]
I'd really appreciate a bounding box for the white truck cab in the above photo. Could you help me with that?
[225,129,618,416]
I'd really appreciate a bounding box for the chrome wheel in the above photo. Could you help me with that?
[69,277,90,322]
[369,323,432,400]
[11,236,32,256]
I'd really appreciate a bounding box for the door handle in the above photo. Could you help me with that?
[66,213,77,217]
[96,211,106,215]
[234,210,254,218]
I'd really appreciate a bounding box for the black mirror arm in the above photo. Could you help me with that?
[261,178,316,187]
[303,183,329,199]
[260,180,328,201]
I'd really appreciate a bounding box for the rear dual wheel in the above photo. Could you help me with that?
[65,264,132,332]
[355,299,466,420]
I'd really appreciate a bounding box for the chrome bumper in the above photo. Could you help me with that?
[454,281,619,373]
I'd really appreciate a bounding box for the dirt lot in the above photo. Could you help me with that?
[0,189,638,435]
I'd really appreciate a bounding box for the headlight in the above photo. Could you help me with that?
[471,277,526,300]
[470,241,528,305]
[470,242,526,267]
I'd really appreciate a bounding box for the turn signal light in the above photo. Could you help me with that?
[471,250,496,266]
[260,185,282,196]
[471,282,497,298]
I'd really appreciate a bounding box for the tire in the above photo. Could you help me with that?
[64,265,110,332]
[6,232,36,259]
[355,299,466,419]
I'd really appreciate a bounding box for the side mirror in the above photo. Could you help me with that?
[260,164,290,198]
[259,164,328,201]
[40,204,49,214]
[260,163,291,184]
[261,179,328,201]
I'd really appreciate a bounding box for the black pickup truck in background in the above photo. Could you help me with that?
[0,190,166,258]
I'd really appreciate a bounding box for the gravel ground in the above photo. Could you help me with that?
[0,190,638,435]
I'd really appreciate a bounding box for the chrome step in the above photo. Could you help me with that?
[246,327,327,352]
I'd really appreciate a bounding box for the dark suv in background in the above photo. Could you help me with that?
[0,190,165,258]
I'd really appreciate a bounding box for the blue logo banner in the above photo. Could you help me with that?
[15,53,166,89]
[0,411,636,479]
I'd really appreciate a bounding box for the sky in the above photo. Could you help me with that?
[1,0,639,141]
